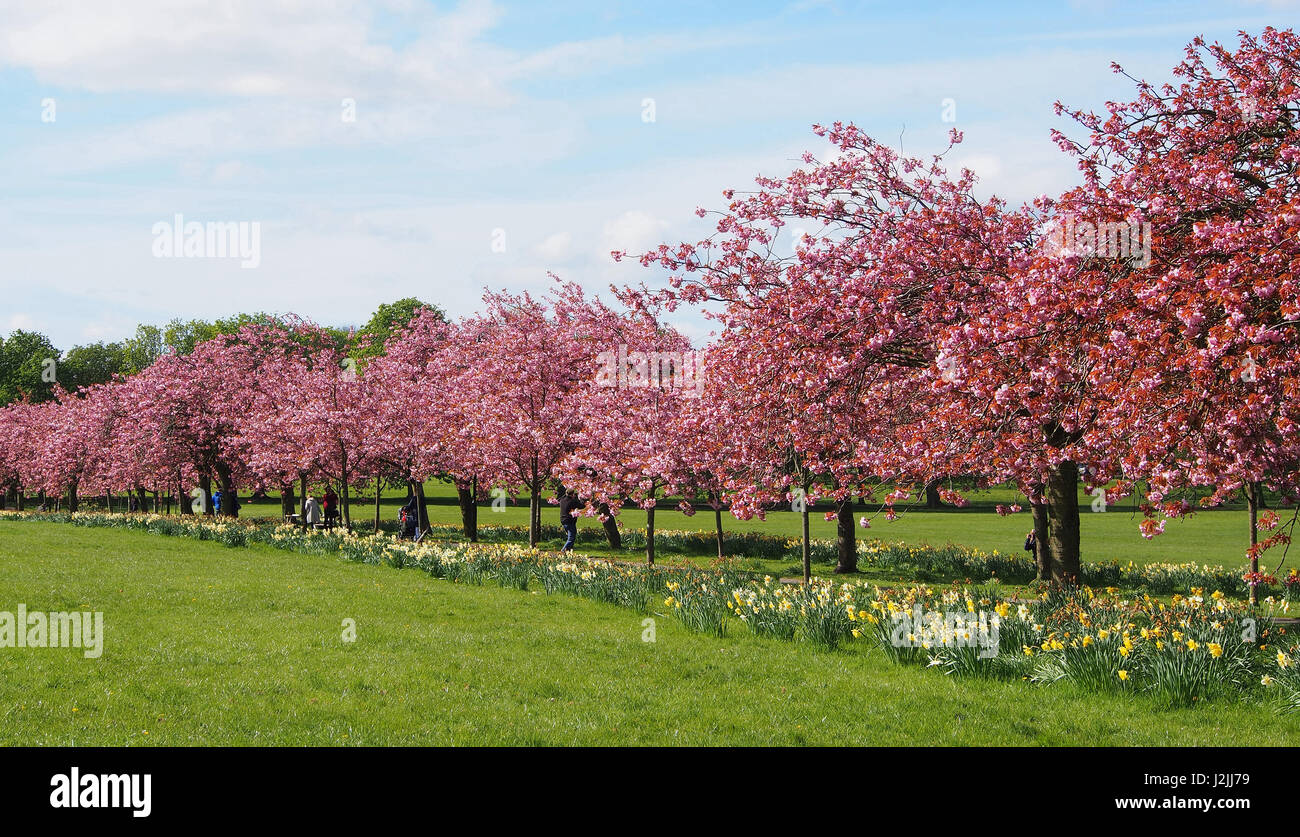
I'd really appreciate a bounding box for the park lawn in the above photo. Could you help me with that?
[232,480,1266,576]
[1,521,1298,746]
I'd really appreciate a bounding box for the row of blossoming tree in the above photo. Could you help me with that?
[2,30,1300,595]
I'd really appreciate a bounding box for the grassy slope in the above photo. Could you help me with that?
[2,522,1297,746]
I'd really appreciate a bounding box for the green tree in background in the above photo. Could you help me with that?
[352,298,446,359]
[122,324,164,375]
[60,342,129,391]
[0,330,59,405]
[162,318,220,356]
[0,300,445,407]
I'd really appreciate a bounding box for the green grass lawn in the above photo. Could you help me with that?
[2,521,1298,746]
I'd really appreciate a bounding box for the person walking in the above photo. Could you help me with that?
[322,487,338,530]
[559,489,580,552]
[304,495,322,528]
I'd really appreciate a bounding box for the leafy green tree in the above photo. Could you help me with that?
[60,342,129,391]
[213,312,279,336]
[122,324,164,374]
[162,319,219,356]
[353,298,446,359]
[0,330,60,405]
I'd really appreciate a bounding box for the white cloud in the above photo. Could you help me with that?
[0,0,508,102]
[11,98,584,178]
[0,0,778,107]
[209,160,264,185]
[6,313,36,332]
[81,317,136,341]
[535,231,573,262]
[601,210,670,258]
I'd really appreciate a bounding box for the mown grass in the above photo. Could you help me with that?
[2,521,1297,746]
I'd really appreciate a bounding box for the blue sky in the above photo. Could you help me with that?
[2,0,1298,349]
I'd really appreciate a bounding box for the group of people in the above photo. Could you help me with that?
[389,488,581,548]
[301,488,339,529]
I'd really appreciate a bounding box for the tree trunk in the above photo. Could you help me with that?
[413,480,430,535]
[646,505,655,565]
[1030,492,1051,582]
[924,478,945,509]
[714,502,725,562]
[598,502,621,549]
[1045,461,1081,583]
[373,477,382,534]
[1246,482,1260,606]
[16,485,24,511]
[536,486,545,544]
[215,464,237,519]
[834,496,856,573]
[199,473,213,516]
[528,461,540,548]
[281,481,296,520]
[801,502,812,584]
[339,448,352,532]
[67,480,79,513]
[457,478,479,543]
[136,485,147,514]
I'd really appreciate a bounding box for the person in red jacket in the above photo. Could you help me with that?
[322,487,339,530]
